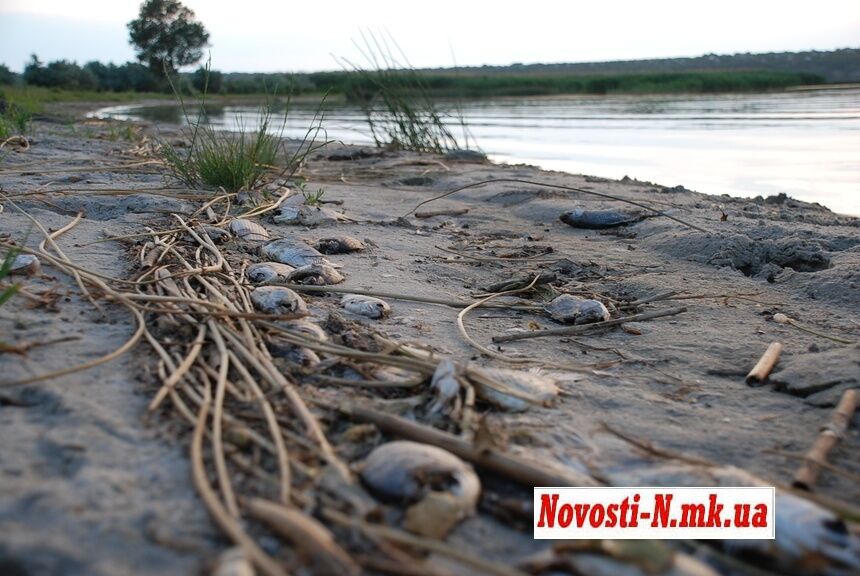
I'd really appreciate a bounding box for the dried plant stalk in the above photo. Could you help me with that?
[792,389,858,490]
[745,342,783,386]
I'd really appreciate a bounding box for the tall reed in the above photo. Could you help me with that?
[339,32,465,154]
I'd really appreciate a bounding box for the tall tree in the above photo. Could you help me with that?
[128,0,209,76]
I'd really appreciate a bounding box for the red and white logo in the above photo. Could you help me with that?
[534,487,775,539]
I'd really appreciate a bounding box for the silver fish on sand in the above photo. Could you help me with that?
[545,294,610,325]
[197,225,231,243]
[560,207,648,229]
[286,264,345,285]
[314,236,366,254]
[268,338,321,368]
[229,218,270,242]
[273,204,344,226]
[245,262,295,284]
[274,320,329,342]
[261,239,334,268]
[250,286,308,315]
[8,254,40,276]
[471,367,559,412]
[359,440,480,509]
[341,294,390,319]
[360,441,480,538]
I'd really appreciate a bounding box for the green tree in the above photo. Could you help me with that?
[192,66,222,94]
[127,0,209,76]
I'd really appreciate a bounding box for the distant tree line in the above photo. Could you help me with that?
[2,48,854,97]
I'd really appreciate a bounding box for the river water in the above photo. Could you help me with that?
[97,87,860,216]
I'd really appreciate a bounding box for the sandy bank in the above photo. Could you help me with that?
[0,105,858,575]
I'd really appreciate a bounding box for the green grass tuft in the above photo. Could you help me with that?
[0,246,21,308]
[159,62,329,193]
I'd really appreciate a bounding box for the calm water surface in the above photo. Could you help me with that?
[97,87,860,215]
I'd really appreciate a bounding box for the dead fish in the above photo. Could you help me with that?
[560,207,649,229]
[471,367,559,412]
[359,441,480,511]
[314,236,366,254]
[275,320,329,342]
[273,204,344,226]
[428,358,460,415]
[229,218,270,242]
[372,365,420,383]
[8,254,40,276]
[444,149,487,163]
[545,294,610,325]
[286,264,344,285]
[341,294,390,319]
[197,225,231,243]
[261,239,334,268]
[245,261,295,284]
[483,271,556,293]
[268,338,321,368]
[250,286,308,315]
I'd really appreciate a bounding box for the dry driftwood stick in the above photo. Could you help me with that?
[792,389,858,491]
[773,313,856,345]
[745,342,783,386]
[246,498,361,576]
[335,402,599,487]
[621,290,680,309]
[492,306,688,343]
[414,207,469,219]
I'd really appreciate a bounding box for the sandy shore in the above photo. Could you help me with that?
[1,104,858,575]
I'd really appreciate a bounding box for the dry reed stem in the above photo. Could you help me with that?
[792,389,858,491]
[190,383,288,576]
[745,342,783,386]
[492,306,688,343]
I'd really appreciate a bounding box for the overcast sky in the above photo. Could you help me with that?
[1,0,858,72]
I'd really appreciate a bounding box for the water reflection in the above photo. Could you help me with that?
[96,87,860,215]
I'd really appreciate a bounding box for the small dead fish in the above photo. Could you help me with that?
[359,441,480,511]
[268,339,321,368]
[273,204,344,226]
[261,239,333,268]
[229,218,270,242]
[197,225,231,243]
[245,262,295,284]
[560,207,649,229]
[250,286,308,315]
[341,294,390,319]
[8,254,40,276]
[286,264,344,285]
[483,271,556,293]
[472,367,559,412]
[314,236,366,254]
[444,149,487,163]
[545,294,610,325]
[275,320,329,342]
[428,358,460,415]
